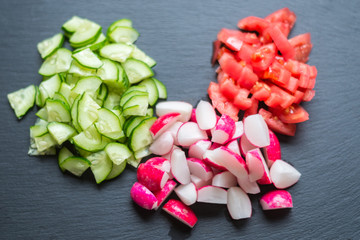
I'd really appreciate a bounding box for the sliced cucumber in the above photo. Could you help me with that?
[95,83,108,106]
[107,18,132,35]
[39,74,62,104]
[97,58,119,82]
[99,43,134,63]
[124,116,146,137]
[69,20,102,48]
[119,90,147,107]
[103,91,121,110]
[129,116,156,152]
[126,155,141,168]
[30,119,49,138]
[77,92,101,130]
[87,151,113,184]
[122,58,154,84]
[108,26,139,44]
[62,16,85,34]
[59,82,73,105]
[94,108,124,140]
[47,122,77,145]
[134,146,151,159]
[123,94,149,117]
[152,78,167,99]
[71,76,102,98]
[53,92,70,109]
[7,85,36,119]
[37,33,64,59]
[60,156,91,177]
[68,60,97,77]
[34,132,57,152]
[58,146,74,172]
[72,48,103,69]
[105,142,132,165]
[105,161,126,180]
[73,33,106,53]
[38,48,72,76]
[46,99,71,123]
[70,94,82,132]
[72,125,109,152]
[35,107,48,121]
[138,78,159,106]
[131,45,156,67]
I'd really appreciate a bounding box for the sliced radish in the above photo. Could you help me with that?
[137,162,169,192]
[187,158,213,181]
[176,122,208,147]
[270,160,301,189]
[260,190,293,210]
[203,149,228,171]
[167,121,183,145]
[244,114,270,148]
[225,139,241,155]
[130,182,158,210]
[246,148,271,183]
[190,108,197,122]
[162,145,180,160]
[195,100,217,130]
[239,134,257,156]
[230,121,244,140]
[227,187,252,219]
[149,131,174,155]
[190,174,212,189]
[170,148,191,184]
[188,139,212,159]
[150,112,181,139]
[212,171,237,188]
[174,182,197,206]
[155,101,193,122]
[237,176,261,194]
[263,130,281,168]
[197,185,227,204]
[162,199,198,228]
[153,180,177,210]
[211,114,236,144]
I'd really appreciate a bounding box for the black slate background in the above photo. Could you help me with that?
[1,0,359,239]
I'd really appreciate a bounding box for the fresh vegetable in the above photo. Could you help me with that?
[7,16,167,183]
[209,8,317,136]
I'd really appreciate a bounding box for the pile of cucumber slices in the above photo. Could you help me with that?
[7,16,167,183]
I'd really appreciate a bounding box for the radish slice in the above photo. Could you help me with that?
[153,180,177,210]
[130,182,158,210]
[225,139,241,155]
[149,131,174,155]
[211,114,236,144]
[203,149,228,171]
[263,130,281,168]
[230,121,244,140]
[143,157,171,174]
[227,187,252,219]
[176,122,208,147]
[150,112,181,139]
[188,139,212,159]
[212,171,237,188]
[166,121,183,145]
[237,176,261,194]
[170,148,191,184]
[137,163,169,192]
[197,186,227,204]
[260,190,293,210]
[244,114,270,148]
[155,101,193,122]
[190,174,212,189]
[246,148,271,183]
[240,134,257,156]
[162,199,198,228]
[187,158,213,181]
[270,160,301,189]
[190,108,197,122]
[195,100,217,130]
[174,182,197,206]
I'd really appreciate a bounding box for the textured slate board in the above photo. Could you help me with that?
[1,0,359,239]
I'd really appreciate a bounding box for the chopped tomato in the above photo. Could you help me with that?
[218,51,244,81]
[259,108,296,136]
[302,89,315,102]
[244,97,259,117]
[265,7,296,30]
[236,65,258,90]
[289,33,312,63]
[237,43,256,64]
[263,61,291,88]
[211,40,222,65]
[268,84,295,109]
[233,88,251,110]
[219,78,239,100]
[293,90,305,104]
[251,81,271,101]
[270,105,309,124]
[250,43,276,71]
[237,16,269,34]
[266,25,295,60]
[217,28,244,51]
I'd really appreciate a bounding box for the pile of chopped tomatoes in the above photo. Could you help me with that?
[208,8,317,136]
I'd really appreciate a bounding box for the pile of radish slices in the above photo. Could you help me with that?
[130,100,301,228]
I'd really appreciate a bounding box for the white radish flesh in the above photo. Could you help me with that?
[212,171,237,188]
[260,190,293,210]
[225,139,241,155]
[150,112,181,139]
[149,131,174,155]
[197,185,227,204]
[174,182,197,206]
[270,160,301,189]
[231,121,244,140]
[244,114,270,148]
[187,158,213,181]
[195,100,217,130]
[130,182,158,210]
[239,134,257,156]
[176,122,208,147]
[170,148,191,184]
[155,101,193,122]
[246,148,271,183]
[188,139,212,159]
[227,187,252,219]
[237,176,261,194]
[190,174,212,189]
[166,121,183,145]
[211,114,235,144]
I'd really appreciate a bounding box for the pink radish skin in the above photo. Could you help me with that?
[263,130,281,168]
[143,157,171,175]
[162,199,198,228]
[130,182,158,210]
[270,160,301,189]
[246,148,271,183]
[188,139,212,159]
[137,163,170,192]
[227,187,252,220]
[212,171,237,188]
[230,121,244,140]
[244,114,270,148]
[176,122,208,147]
[225,139,241,155]
[155,101,193,122]
[187,158,213,181]
[260,190,293,210]
[197,186,227,204]
[153,180,177,210]
[239,134,257,157]
[150,112,181,139]
[190,108,197,122]
[170,148,191,184]
[149,131,174,155]
[203,149,228,171]
[190,175,212,189]
[196,100,217,130]
[174,182,197,206]
[237,176,261,194]
[211,114,236,144]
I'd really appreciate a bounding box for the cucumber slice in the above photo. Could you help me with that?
[105,142,132,165]
[124,116,146,137]
[45,99,71,123]
[122,58,154,84]
[60,156,91,177]
[58,146,74,172]
[35,86,43,107]
[65,73,81,87]
[34,132,57,152]
[129,116,156,152]
[39,74,62,104]
[77,92,101,130]
[103,91,121,110]
[70,20,102,48]
[37,33,64,59]
[38,48,72,76]
[97,58,118,82]
[62,16,85,34]
[72,125,109,152]
[99,43,134,63]
[108,26,139,44]
[94,108,124,140]
[134,146,151,159]
[70,94,82,132]
[95,83,108,106]
[68,60,97,77]
[35,107,48,121]
[59,82,73,105]
[107,18,132,35]
[126,155,141,168]
[71,76,102,98]
[146,108,154,116]
[119,90,147,107]
[47,122,76,145]
[28,143,56,156]
[123,95,149,117]
[73,33,106,53]
[138,78,159,106]
[72,48,103,69]
[30,123,48,138]
[152,78,167,99]
[53,92,70,109]
[105,161,126,180]
[131,45,156,67]
[87,151,113,184]
[7,85,36,119]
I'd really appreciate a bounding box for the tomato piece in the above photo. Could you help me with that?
[237,16,270,34]
[208,82,240,121]
[258,108,296,136]
[250,43,276,71]
[233,88,251,110]
[289,33,312,63]
[251,81,271,101]
[263,61,291,88]
[265,7,296,30]
[293,90,305,104]
[236,65,258,90]
[270,105,309,124]
[284,59,301,76]
[302,89,315,102]
[266,25,295,60]
[217,28,244,51]
[244,96,259,117]
[218,51,244,81]
[211,40,222,66]
[237,43,256,64]
[298,64,310,88]
[268,84,295,109]
[307,77,316,89]
[219,78,240,100]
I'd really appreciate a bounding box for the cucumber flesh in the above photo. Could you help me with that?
[131,45,156,67]
[123,95,149,117]
[58,146,74,172]
[46,99,71,123]
[107,19,132,35]
[60,156,91,177]
[99,43,134,63]
[72,125,109,152]
[77,92,101,130]
[87,151,113,184]
[122,58,154,84]
[7,85,36,119]
[47,122,77,145]
[108,26,139,44]
[105,161,126,180]
[138,78,159,106]
[70,20,102,48]
[72,48,103,69]
[105,142,132,165]
[94,108,124,140]
[152,78,167,99]
[37,33,64,59]
[38,48,72,76]
[129,117,156,152]
[34,132,57,152]
[68,60,97,77]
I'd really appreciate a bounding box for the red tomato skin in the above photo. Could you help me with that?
[244,97,259,117]
[268,84,295,109]
[270,105,309,124]
[259,108,296,136]
[237,16,270,34]
[265,7,297,30]
[293,90,305,104]
[211,40,222,66]
[233,88,251,110]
